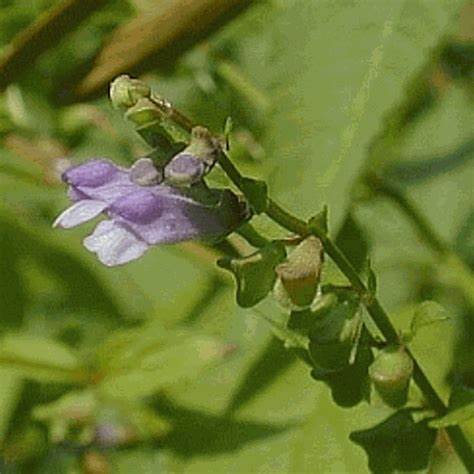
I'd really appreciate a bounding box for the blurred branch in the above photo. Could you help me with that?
[67,0,255,102]
[0,0,107,90]
[366,172,474,308]
[385,138,474,185]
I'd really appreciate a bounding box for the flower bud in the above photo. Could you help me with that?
[273,236,323,310]
[125,97,162,126]
[369,345,414,407]
[164,126,220,186]
[109,75,151,109]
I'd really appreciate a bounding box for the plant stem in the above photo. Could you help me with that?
[219,146,473,471]
[237,223,270,248]
[126,94,473,470]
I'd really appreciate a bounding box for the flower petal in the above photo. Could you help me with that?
[83,220,148,266]
[53,200,108,228]
[62,159,119,187]
[63,159,136,203]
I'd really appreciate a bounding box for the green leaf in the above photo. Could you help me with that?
[429,384,474,428]
[335,213,370,273]
[225,336,299,414]
[410,300,450,336]
[0,334,85,383]
[367,260,377,295]
[350,409,437,473]
[308,206,329,237]
[218,241,286,308]
[311,337,373,408]
[228,0,466,229]
[260,315,309,352]
[98,332,230,400]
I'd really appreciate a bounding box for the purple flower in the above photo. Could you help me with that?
[54,158,248,266]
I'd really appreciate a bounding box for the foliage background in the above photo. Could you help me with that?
[0,0,472,472]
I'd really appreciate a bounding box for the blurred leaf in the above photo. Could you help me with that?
[153,394,294,458]
[0,219,26,329]
[226,336,298,414]
[99,332,230,400]
[0,369,22,441]
[0,334,86,383]
[429,384,474,428]
[218,241,286,308]
[350,409,437,473]
[0,0,108,89]
[386,137,474,185]
[410,300,449,337]
[335,213,370,273]
[223,0,467,229]
[0,208,128,321]
[71,0,255,100]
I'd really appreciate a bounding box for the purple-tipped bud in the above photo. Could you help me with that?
[164,153,206,186]
[54,159,248,266]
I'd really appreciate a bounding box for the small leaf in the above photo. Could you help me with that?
[429,384,474,428]
[0,334,85,384]
[218,241,286,308]
[308,206,328,236]
[367,259,377,295]
[311,333,373,408]
[260,315,309,351]
[410,300,449,337]
[350,409,437,473]
[224,116,233,150]
[240,177,268,214]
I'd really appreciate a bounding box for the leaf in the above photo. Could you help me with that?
[225,336,299,414]
[311,338,373,408]
[98,333,230,400]
[410,300,450,336]
[0,0,108,89]
[228,0,467,230]
[350,409,437,473]
[70,0,255,100]
[0,334,85,383]
[367,260,377,295]
[429,384,474,428]
[335,213,370,273]
[218,241,286,308]
[260,315,309,352]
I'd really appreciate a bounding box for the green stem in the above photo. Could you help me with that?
[121,92,473,470]
[237,223,270,248]
[220,152,473,471]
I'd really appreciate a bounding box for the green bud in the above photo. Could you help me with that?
[125,97,163,127]
[110,75,151,109]
[274,236,323,310]
[369,345,414,408]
